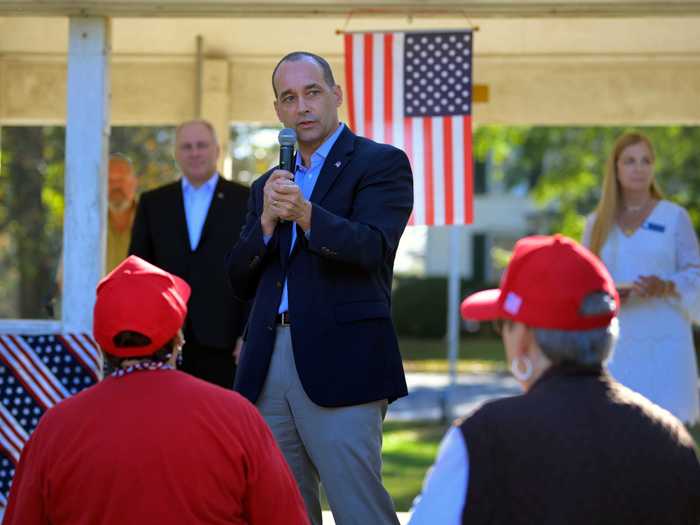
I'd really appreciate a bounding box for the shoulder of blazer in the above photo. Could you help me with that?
[139,180,181,205]
[216,176,250,199]
[352,131,403,158]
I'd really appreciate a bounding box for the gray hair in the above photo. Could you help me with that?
[534,292,619,367]
[175,119,219,146]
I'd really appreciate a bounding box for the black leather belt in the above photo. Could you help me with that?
[275,311,291,326]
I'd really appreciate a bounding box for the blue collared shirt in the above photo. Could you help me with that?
[277,123,345,314]
[181,173,218,251]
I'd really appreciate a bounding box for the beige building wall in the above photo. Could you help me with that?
[2,55,700,126]
[1,15,699,126]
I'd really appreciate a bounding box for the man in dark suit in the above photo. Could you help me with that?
[226,52,413,525]
[130,119,249,388]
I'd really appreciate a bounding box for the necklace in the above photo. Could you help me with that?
[619,198,654,235]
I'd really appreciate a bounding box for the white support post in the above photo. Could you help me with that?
[62,17,111,333]
[444,225,462,421]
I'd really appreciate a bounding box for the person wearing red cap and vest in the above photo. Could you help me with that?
[409,235,700,525]
[3,255,309,525]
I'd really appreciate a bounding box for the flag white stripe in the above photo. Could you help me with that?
[0,338,54,409]
[371,33,384,143]
[411,118,425,225]
[12,336,69,400]
[452,116,465,223]
[74,333,100,364]
[352,35,365,137]
[69,334,101,377]
[392,33,405,151]
[0,424,23,461]
[0,408,27,461]
[0,402,28,444]
[0,432,20,463]
[432,116,446,226]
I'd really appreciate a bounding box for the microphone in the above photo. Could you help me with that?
[278,128,297,175]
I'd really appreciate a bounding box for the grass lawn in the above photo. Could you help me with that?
[382,421,448,511]
[400,336,507,374]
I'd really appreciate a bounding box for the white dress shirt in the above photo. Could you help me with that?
[181,173,218,251]
[408,426,469,524]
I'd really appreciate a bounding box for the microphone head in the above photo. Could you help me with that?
[278,128,297,147]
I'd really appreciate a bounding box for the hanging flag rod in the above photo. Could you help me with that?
[336,27,479,35]
[335,9,479,35]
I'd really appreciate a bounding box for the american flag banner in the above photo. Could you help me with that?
[344,30,474,226]
[0,333,100,509]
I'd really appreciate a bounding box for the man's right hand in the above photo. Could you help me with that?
[261,169,295,236]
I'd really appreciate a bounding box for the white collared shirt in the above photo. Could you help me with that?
[181,173,219,250]
[408,426,469,524]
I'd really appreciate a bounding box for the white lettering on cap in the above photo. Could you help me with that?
[504,292,522,315]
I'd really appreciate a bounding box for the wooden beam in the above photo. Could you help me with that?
[1,1,699,18]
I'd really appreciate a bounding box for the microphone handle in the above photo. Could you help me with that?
[279,145,295,177]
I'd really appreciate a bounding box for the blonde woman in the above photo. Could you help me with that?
[583,132,700,424]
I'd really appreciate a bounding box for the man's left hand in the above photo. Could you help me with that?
[274,182,312,232]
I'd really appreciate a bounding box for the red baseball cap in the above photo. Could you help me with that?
[461,235,618,330]
[93,255,191,358]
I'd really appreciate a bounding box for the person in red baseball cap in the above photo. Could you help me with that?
[409,235,700,525]
[3,255,309,525]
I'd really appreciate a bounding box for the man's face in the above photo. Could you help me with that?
[175,122,220,187]
[108,159,137,211]
[273,58,342,154]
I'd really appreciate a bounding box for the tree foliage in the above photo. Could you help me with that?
[473,126,700,239]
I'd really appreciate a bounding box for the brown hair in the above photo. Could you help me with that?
[588,132,664,255]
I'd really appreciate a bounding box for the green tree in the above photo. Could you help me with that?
[474,126,700,238]
[0,127,63,318]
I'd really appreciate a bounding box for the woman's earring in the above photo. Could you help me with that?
[510,356,533,382]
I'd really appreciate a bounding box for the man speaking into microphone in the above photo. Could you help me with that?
[226,51,413,525]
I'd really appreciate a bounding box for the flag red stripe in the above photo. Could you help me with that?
[0,412,25,458]
[463,116,474,224]
[363,33,373,138]
[443,117,454,225]
[9,335,63,405]
[0,338,50,410]
[0,426,21,463]
[423,118,434,226]
[343,34,356,132]
[0,410,25,449]
[383,33,393,144]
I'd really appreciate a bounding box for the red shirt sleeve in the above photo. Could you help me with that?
[239,405,310,525]
[3,425,50,525]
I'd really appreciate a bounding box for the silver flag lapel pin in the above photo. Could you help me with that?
[217,192,224,199]
[334,161,342,168]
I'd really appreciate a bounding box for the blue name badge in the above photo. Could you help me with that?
[643,221,666,233]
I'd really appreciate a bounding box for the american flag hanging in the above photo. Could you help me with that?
[0,333,100,509]
[344,30,474,226]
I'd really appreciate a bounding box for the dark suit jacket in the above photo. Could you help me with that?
[130,176,249,349]
[226,127,413,407]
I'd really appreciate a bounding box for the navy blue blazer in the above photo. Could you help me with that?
[226,127,413,407]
